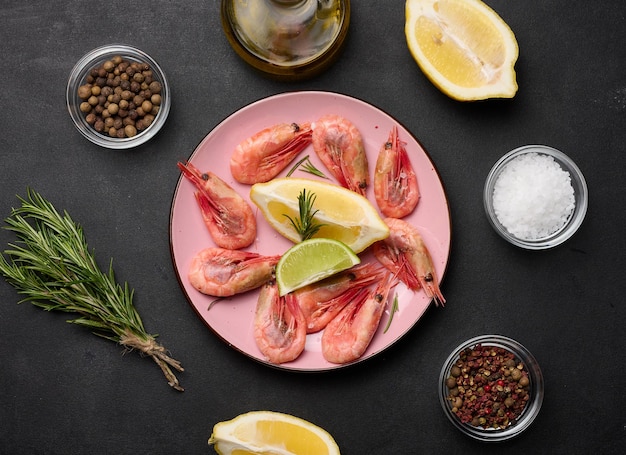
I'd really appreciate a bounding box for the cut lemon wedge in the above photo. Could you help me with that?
[208,410,341,455]
[276,238,360,295]
[250,178,389,254]
[405,0,519,101]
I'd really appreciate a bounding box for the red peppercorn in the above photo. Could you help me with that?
[484,385,492,392]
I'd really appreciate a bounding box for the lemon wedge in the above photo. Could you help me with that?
[208,410,341,455]
[405,0,519,101]
[276,238,360,295]
[249,178,389,253]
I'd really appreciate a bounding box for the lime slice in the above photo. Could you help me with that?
[276,238,360,295]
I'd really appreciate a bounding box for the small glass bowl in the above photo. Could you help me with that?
[66,44,171,149]
[483,145,588,249]
[439,335,544,442]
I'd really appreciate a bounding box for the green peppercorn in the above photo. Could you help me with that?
[519,375,529,387]
[446,377,457,389]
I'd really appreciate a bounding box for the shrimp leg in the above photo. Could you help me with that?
[373,217,445,306]
[321,273,397,364]
[230,122,313,184]
[293,263,387,333]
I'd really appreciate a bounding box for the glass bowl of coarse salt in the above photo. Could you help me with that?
[484,145,588,250]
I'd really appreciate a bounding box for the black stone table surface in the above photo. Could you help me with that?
[1,1,624,453]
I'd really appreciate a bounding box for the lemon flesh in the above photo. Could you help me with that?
[250,178,389,254]
[276,238,360,295]
[209,410,341,455]
[405,0,519,101]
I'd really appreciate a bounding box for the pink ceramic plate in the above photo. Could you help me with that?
[170,91,451,371]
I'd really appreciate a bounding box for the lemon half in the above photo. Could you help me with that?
[405,0,519,101]
[209,410,341,455]
[250,178,389,254]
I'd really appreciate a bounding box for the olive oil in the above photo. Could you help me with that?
[221,0,350,80]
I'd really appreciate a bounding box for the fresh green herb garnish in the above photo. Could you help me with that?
[0,189,184,391]
[284,189,326,241]
[286,155,328,178]
[383,293,400,334]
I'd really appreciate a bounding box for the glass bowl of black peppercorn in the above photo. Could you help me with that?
[438,335,544,441]
[66,44,171,149]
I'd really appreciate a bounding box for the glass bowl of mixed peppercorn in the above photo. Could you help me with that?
[66,44,171,149]
[439,335,544,441]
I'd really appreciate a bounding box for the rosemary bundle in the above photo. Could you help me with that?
[0,189,184,391]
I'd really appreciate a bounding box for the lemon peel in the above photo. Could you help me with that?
[209,410,341,455]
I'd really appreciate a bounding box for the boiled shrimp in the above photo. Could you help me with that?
[254,281,306,364]
[321,272,398,364]
[188,247,280,297]
[178,161,256,250]
[311,114,369,195]
[230,122,313,184]
[374,125,420,218]
[293,263,387,333]
[373,217,445,306]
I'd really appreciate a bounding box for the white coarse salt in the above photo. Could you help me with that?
[492,152,576,240]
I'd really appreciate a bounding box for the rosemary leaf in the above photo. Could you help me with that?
[283,189,326,241]
[383,293,400,334]
[286,155,328,179]
[0,189,184,391]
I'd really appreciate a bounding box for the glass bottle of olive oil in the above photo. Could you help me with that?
[221,0,350,80]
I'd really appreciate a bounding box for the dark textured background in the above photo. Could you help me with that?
[1,1,625,453]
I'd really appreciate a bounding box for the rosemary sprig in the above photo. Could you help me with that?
[0,189,184,391]
[283,189,326,241]
[286,155,328,178]
[383,293,400,334]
